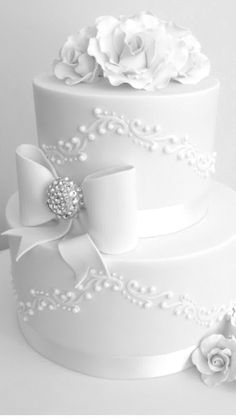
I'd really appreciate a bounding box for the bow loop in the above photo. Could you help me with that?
[4,144,138,279]
[83,166,137,254]
[16,145,57,226]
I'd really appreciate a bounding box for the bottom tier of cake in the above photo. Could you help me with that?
[6,181,236,378]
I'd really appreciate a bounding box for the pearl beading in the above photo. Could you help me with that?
[41,108,216,178]
[11,270,235,328]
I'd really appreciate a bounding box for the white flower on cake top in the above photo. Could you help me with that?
[53,12,210,90]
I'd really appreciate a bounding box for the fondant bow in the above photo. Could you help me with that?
[4,145,137,279]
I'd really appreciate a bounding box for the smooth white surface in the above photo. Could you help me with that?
[1,250,236,414]
[1,0,236,249]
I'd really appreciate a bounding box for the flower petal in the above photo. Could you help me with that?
[174,52,210,85]
[202,370,229,387]
[119,46,147,70]
[207,348,231,372]
[88,38,107,69]
[200,334,225,357]
[53,61,81,82]
[152,61,176,89]
[227,343,236,381]
[77,53,96,77]
[191,348,212,375]
[95,15,120,62]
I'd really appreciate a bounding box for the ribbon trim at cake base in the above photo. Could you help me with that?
[19,318,195,379]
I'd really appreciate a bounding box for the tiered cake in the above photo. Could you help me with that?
[5,12,236,384]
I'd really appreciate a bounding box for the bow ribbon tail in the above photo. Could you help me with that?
[3,220,72,262]
[58,233,110,283]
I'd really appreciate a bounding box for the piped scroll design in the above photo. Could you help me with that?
[41,108,216,178]
[12,272,235,327]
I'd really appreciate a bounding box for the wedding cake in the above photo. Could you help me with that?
[4,12,236,386]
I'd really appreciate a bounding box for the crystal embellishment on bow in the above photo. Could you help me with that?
[47,176,84,219]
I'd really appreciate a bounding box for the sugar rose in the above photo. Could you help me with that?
[87,12,210,90]
[53,26,101,85]
[192,334,236,387]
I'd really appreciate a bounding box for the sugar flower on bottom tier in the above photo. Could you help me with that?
[192,334,236,387]
[53,11,210,90]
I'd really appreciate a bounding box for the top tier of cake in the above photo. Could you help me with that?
[33,73,219,236]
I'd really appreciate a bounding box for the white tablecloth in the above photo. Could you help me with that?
[0,249,236,415]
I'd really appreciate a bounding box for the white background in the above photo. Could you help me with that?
[0,0,236,248]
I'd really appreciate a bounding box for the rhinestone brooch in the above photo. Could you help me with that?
[47,177,84,219]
